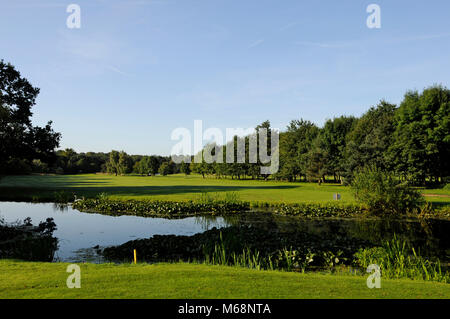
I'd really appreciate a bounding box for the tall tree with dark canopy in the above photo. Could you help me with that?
[0,60,61,174]
[278,119,319,181]
[388,85,450,184]
[317,116,356,183]
[343,101,396,182]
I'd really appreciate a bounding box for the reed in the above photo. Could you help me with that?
[354,235,449,283]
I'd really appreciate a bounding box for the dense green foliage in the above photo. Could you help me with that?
[190,120,277,180]
[30,148,177,176]
[0,217,57,261]
[0,60,61,174]
[351,166,425,215]
[102,225,370,268]
[354,236,449,283]
[388,86,450,184]
[180,161,191,175]
[279,119,320,182]
[103,226,448,283]
[53,149,108,174]
[133,155,161,176]
[188,86,449,186]
[2,61,447,188]
[266,202,365,217]
[72,197,250,218]
[344,101,396,182]
[71,192,370,218]
[69,189,448,218]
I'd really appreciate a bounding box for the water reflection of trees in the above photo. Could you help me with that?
[53,203,69,212]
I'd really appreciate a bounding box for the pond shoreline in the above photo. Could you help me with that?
[1,196,449,220]
[1,201,449,284]
[71,198,450,220]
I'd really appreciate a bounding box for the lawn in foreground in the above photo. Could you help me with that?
[0,260,449,299]
[1,174,449,204]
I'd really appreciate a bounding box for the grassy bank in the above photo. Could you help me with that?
[1,174,449,204]
[1,260,449,299]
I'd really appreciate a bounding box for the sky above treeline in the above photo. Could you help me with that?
[1,0,449,155]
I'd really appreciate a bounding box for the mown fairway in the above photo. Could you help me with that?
[1,260,449,299]
[0,174,353,203]
[0,174,448,205]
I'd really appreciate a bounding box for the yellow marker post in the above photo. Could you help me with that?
[133,249,137,264]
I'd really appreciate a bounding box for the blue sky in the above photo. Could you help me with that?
[1,0,449,155]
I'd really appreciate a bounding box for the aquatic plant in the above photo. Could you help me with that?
[103,225,448,283]
[354,235,449,283]
[73,196,250,218]
[73,197,370,219]
[102,225,369,272]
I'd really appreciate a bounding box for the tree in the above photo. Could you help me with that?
[180,161,191,175]
[31,159,49,173]
[306,138,328,184]
[255,120,273,180]
[133,157,149,175]
[0,60,61,174]
[344,101,396,183]
[55,149,108,174]
[191,151,209,178]
[118,151,132,175]
[148,156,160,176]
[107,150,120,176]
[317,116,356,183]
[278,119,319,181]
[159,162,171,176]
[388,85,450,184]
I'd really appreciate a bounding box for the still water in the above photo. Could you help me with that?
[0,202,228,262]
[1,202,449,263]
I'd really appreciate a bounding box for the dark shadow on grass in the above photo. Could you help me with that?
[0,184,299,199]
[73,185,298,196]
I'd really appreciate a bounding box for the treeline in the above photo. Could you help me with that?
[191,85,449,185]
[2,59,448,185]
[9,149,109,175]
[105,150,178,176]
[28,149,180,176]
[190,121,274,180]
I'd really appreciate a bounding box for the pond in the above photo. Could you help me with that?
[0,202,449,263]
[0,202,228,262]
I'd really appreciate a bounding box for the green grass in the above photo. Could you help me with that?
[1,174,449,205]
[0,260,449,299]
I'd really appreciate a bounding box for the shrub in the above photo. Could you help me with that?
[0,217,58,261]
[2,158,32,175]
[31,159,49,173]
[351,166,424,215]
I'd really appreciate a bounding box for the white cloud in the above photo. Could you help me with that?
[248,39,264,49]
